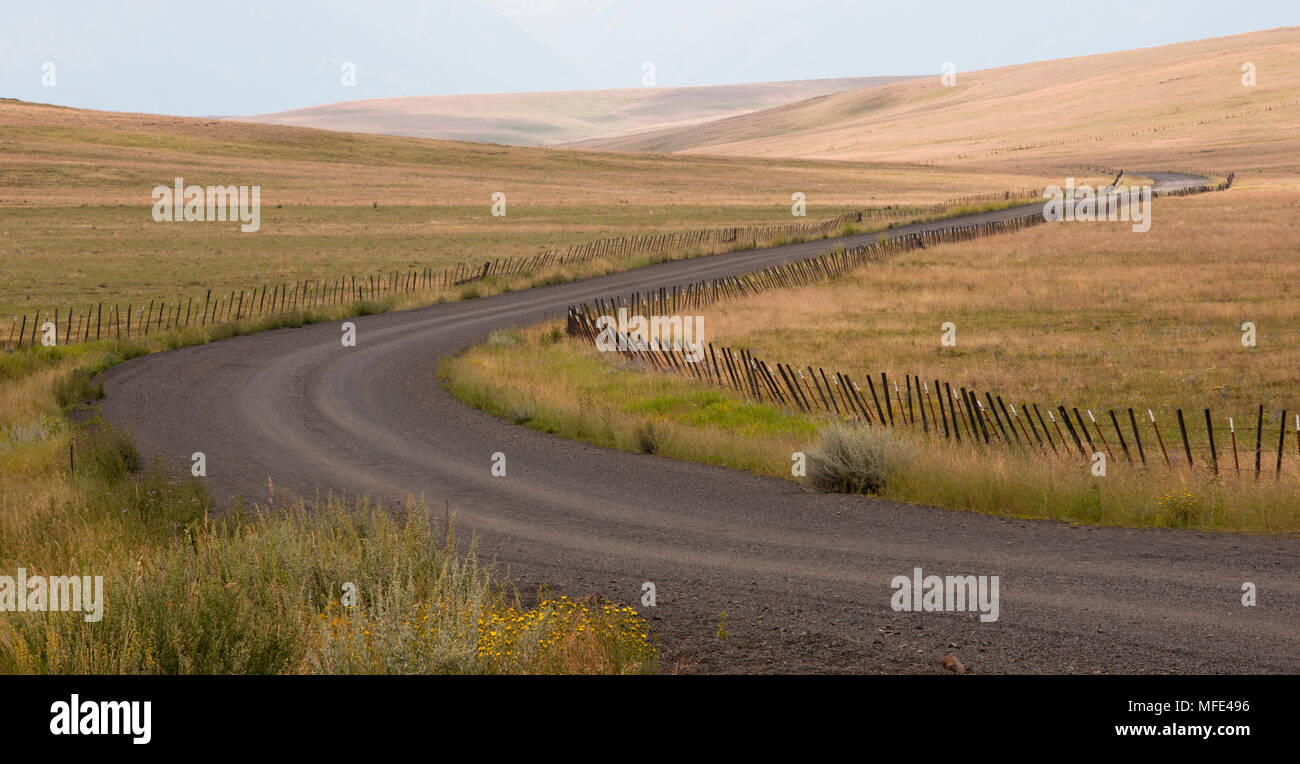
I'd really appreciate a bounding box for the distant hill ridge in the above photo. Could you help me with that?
[566,26,1300,177]
[238,76,915,146]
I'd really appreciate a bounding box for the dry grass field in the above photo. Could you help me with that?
[243,76,913,146]
[684,188,1300,426]
[444,187,1300,531]
[0,99,1057,316]
[572,27,1300,182]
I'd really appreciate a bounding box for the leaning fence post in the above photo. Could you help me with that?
[1128,408,1145,465]
[866,374,886,424]
[924,381,940,436]
[933,382,950,439]
[1109,410,1131,465]
[1010,403,1037,450]
[994,396,1019,444]
[1277,409,1287,478]
[1255,404,1264,479]
[1034,404,1057,454]
[881,372,894,426]
[1176,409,1193,468]
[1088,410,1113,460]
[1204,409,1218,475]
[905,375,916,426]
[972,394,992,443]
[1071,408,1096,454]
[1149,409,1170,466]
[1059,406,1085,457]
[945,383,961,443]
[1230,417,1240,475]
[960,390,980,443]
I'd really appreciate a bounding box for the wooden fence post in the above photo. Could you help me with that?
[1177,409,1193,467]
[1204,409,1217,474]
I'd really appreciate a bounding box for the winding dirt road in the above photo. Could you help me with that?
[102,173,1300,673]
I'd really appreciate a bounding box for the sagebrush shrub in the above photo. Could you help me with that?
[804,425,911,495]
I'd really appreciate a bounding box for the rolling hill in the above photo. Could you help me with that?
[239,77,914,146]
[1,97,1055,316]
[568,27,1300,179]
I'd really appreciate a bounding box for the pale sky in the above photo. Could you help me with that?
[1,0,1294,116]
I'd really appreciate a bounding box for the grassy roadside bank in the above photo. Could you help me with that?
[0,314,655,674]
[442,322,1300,533]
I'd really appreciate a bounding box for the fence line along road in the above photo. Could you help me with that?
[6,188,1059,351]
[566,176,1267,478]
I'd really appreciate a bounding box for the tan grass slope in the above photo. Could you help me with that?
[239,77,913,146]
[1,98,1057,314]
[569,27,1300,177]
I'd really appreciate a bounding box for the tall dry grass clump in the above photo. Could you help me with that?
[0,492,657,675]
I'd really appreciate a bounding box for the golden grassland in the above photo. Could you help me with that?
[572,27,1300,181]
[0,99,1058,315]
[0,196,1044,341]
[681,188,1300,429]
[441,187,1300,532]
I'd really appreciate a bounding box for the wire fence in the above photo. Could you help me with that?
[6,189,1046,351]
[564,180,1277,476]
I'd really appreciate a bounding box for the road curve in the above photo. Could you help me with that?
[102,173,1300,673]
